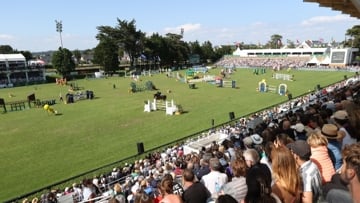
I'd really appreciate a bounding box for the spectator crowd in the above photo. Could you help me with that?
[21,74,360,203]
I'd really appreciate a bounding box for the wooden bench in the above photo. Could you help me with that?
[7,100,27,111]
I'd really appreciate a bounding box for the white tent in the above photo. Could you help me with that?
[232,47,242,56]
[319,55,331,65]
[306,56,319,65]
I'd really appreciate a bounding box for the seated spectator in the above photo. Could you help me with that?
[110,183,125,203]
[82,178,96,203]
[134,189,154,203]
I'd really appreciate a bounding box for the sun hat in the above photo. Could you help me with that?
[318,123,342,139]
[332,110,348,120]
[292,123,305,133]
[250,134,263,145]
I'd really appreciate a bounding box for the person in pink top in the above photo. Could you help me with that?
[307,124,337,184]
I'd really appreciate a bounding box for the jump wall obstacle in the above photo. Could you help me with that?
[218,79,236,88]
[258,80,287,95]
[144,99,177,115]
[273,73,293,81]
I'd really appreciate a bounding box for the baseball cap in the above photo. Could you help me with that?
[286,140,311,159]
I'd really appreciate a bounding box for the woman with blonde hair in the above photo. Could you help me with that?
[110,183,125,203]
[271,146,302,203]
[307,125,336,184]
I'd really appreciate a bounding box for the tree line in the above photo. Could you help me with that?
[1,19,360,78]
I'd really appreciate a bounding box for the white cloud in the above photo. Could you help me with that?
[0,34,14,40]
[163,23,201,34]
[301,14,355,26]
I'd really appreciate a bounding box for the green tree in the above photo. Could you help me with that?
[93,38,119,74]
[345,25,360,48]
[96,19,145,69]
[72,49,82,65]
[267,34,283,49]
[18,51,33,61]
[188,41,203,64]
[162,33,189,68]
[201,41,215,64]
[213,45,233,61]
[51,47,76,78]
[0,45,14,54]
[145,33,168,68]
[286,39,296,48]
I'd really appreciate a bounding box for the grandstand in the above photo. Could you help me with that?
[0,54,46,87]
[229,41,358,68]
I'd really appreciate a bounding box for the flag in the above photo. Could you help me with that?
[319,38,324,43]
[296,39,300,44]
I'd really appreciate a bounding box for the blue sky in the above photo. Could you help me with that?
[0,0,359,52]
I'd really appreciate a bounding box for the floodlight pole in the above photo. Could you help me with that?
[55,20,63,48]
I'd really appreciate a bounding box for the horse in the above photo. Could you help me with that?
[154,91,166,101]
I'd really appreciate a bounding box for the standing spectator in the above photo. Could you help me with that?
[243,148,272,186]
[287,140,322,203]
[200,157,228,199]
[244,164,280,203]
[162,173,184,197]
[332,110,357,149]
[307,127,336,184]
[159,178,183,203]
[318,124,343,170]
[216,194,237,203]
[181,168,211,203]
[271,146,302,203]
[339,142,360,202]
[221,158,248,202]
[280,119,296,141]
[195,153,212,180]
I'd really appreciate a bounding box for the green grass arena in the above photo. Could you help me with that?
[0,68,352,201]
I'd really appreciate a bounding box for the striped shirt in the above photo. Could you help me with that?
[300,160,322,202]
[222,176,247,202]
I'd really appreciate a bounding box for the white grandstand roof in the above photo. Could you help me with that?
[233,47,329,56]
[0,54,26,61]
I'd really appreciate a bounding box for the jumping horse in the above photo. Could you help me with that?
[154,91,166,101]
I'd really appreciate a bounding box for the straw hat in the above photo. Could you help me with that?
[318,124,342,139]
